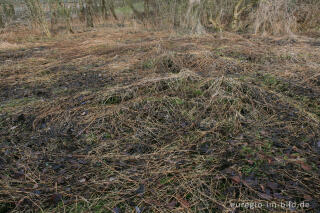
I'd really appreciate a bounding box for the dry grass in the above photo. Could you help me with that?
[0,26,320,212]
[254,0,297,35]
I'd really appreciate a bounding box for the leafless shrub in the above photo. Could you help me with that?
[254,0,297,35]
[0,6,4,28]
[24,0,51,37]
[2,0,320,36]
[49,0,74,34]
[295,1,320,32]
[0,1,15,28]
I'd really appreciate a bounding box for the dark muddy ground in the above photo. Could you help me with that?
[0,28,320,212]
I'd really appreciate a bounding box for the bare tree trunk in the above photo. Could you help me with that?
[85,0,94,28]
[63,4,74,33]
[144,0,150,18]
[24,0,51,37]
[0,14,4,28]
[8,3,15,20]
[209,9,223,33]
[124,0,144,20]
[231,0,253,31]
[0,4,4,28]
[101,0,118,20]
[49,0,57,33]
[101,0,109,20]
[2,3,15,20]
[173,0,181,28]
[0,1,16,28]
[186,0,205,34]
[79,0,86,23]
[108,0,118,20]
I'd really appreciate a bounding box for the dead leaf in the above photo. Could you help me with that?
[33,183,39,189]
[50,193,62,204]
[135,206,141,213]
[300,163,312,171]
[134,184,145,195]
[258,192,272,200]
[10,126,18,130]
[113,207,120,213]
[304,194,313,201]
[247,160,254,165]
[260,130,267,135]
[267,157,273,164]
[167,200,177,209]
[176,195,190,209]
[267,182,278,190]
[231,176,241,184]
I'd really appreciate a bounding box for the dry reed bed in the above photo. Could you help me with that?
[0,28,320,212]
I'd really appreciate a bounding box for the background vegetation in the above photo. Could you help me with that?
[0,0,319,36]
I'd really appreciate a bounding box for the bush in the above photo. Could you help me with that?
[2,0,320,36]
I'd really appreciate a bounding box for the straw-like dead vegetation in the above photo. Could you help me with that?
[1,0,320,36]
[0,26,320,212]
[1,0,320,212]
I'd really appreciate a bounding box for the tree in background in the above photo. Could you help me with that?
[101,0,118,20]
[185,0,205,33]
[0,0,319,36]
[124,0,144,20]
[85,0,94,28]
[0,0,15,28]
[24,0,51,37]
[49,0,74,34]
[254,0,297,35]
[0,5,4,28]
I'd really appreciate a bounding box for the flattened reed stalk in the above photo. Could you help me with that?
[24,0,51,37]
[1,29,320,211]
